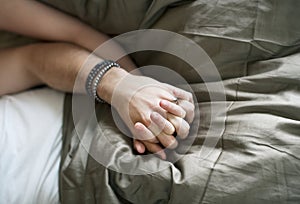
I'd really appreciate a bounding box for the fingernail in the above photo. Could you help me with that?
[136,143,145,153]
[160,100,168,106]
[136,144,142,153]
[134,122,142,130]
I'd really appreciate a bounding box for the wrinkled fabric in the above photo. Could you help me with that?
[0,0,193,48]
[56,0,300,203]
[38,0,152,34]
[0,0,299,203]
[60,0,300,203]
[38,0,194,34]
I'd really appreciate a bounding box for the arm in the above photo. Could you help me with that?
[0,42,192,159]
[0,1,194,159]
[0,0,135,71]
[0,43,93,95]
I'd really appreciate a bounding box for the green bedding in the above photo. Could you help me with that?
[58,1,300,203]
[1,0,299,203]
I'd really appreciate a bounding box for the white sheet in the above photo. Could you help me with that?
[0,88,64,204]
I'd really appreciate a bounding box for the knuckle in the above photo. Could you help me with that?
[148,137,159,143]
[150,112,160,122]
[188,92,193,100]
[141,114,151,127]
[178,121,190,138]
[167,138,178,149]
[172,88,179,97]
[181,109,187,118]
[134,131,146,140]
[165,123,175,135]
[187,105,194,115]
[190,102,195,110]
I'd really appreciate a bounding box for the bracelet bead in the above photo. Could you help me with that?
[85,60,120,103]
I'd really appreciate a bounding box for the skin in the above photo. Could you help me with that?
[0,0,195,159]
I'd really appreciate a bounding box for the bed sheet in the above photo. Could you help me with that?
[0,88,64,204]
[57,0,300,203]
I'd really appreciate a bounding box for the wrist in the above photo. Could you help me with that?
[97,67,128,104]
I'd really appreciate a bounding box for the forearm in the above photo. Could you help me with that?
[0,0,136,71]
[0,46,41,95]
[0,0,80,43]
[0,42,194,158]
[22,43,91,93]
[0,42,125,97]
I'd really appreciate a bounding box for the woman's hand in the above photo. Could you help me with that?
[132,85,195,159]
[98,67,195,159]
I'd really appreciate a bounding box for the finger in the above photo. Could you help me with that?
[156,131,178,149]
[142,141,167,160]
[163,84,194,103]
[133,139,146,154]
[167,113,190,139]
[150,112,175,135]
[173,88,193,104]
[178,100,195,124]
[134,122,159,143]
[159,100,186,118]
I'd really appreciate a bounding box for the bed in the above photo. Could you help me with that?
[1,0,300,203]
[0,88,63,204]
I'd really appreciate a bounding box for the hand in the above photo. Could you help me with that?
[98,68,195,159]
[133,86,195,159]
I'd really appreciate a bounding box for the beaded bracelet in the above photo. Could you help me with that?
[85,60,120,103]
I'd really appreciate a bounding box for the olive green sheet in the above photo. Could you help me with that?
[1,0,299,203]
[58,0,300,203]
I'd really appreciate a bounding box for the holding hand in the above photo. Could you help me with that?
[97,67,195,159]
